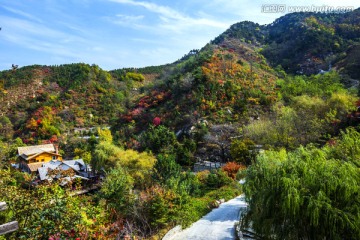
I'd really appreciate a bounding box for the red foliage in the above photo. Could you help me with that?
[122,114,133,122]
[120,90,172,124]
[41,139,52,144]
[153,117,161,126]
[137,91,171,109]
[126,138,140,149]
[356,99,360,108]
[222,162,246,179]
[131,107,143,116]
[49,135,58,143]
[327,139,337,147]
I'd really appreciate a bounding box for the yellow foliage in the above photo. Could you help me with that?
[117,149,156,188]
[26,118,38,130]
[328,92,356,114]
[97,128,113,143]
[196,170,210,183]
[247,97,260,105]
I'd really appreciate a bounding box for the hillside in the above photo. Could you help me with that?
[0,63,149,144]
[0,9,359,153]
[213,9,360,76]
[1,8,360,240]
[109,9,360,160]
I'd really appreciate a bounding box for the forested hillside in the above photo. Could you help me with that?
[1,8,360,240]
[213,8,360,76]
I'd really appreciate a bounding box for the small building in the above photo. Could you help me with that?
[16,144,96,187]
[37,159,91,184]
[18,144,62,163]
[17,144,62,174]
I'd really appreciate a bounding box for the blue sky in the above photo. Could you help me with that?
[0,0,359,71]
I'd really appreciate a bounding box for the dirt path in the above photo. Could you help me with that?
[165,195,247,240]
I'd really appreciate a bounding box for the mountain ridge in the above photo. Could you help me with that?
[0,9,359,145]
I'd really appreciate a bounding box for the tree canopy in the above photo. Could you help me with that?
[242,128,360,239]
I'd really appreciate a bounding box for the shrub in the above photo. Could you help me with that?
[205,169,232,189]
[126,72,145,82]
[222,162,246,179]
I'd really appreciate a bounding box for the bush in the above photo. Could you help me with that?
[205,169,232,189]
[126,72,145,82]
[139,125,176,154]
[205,182,242,201]
[222,162,246,179]
[230,139,257,165]
[176,198,210,227]
[153,154,181,187]
[99,165,134,215]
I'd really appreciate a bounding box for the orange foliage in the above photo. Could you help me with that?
[26,118,38,130]
[200,49,277,112]
[222,162,246,179]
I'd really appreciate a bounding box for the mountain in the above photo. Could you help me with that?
[0,9,359,146]
[115,9,360,130]
[1,9,360,240]
[214,9,360,76]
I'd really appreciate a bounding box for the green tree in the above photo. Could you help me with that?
[0,169,92,239]
[174,138,197,166]
[242,131,360,239]
[325,128,360,166]
[204,169,232,189]
[91,141,119,173]
[115,149,156,189]
[153,154,181,187]
[92,141,156,188]
[230,139,257,165]
[8,138,25,162]
[100,164,134,215]
[125,72,145,82]
[139,125,176,154]
[0,116,14,140]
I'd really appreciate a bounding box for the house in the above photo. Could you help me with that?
[16,144,96,186]
[18,144,62,163]
[37,159,92,184]
[17,144,62,174]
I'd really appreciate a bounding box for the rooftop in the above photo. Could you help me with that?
[18,144,55,156]
[37,159,87,181]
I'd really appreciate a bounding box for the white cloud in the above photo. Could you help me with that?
[0,16,84,41]
[110,0,184,20]
[116,14,144,21]
[2,6,43,23]
[111,14,144,26]
[0,15,92,60]
[109,0,230,33]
